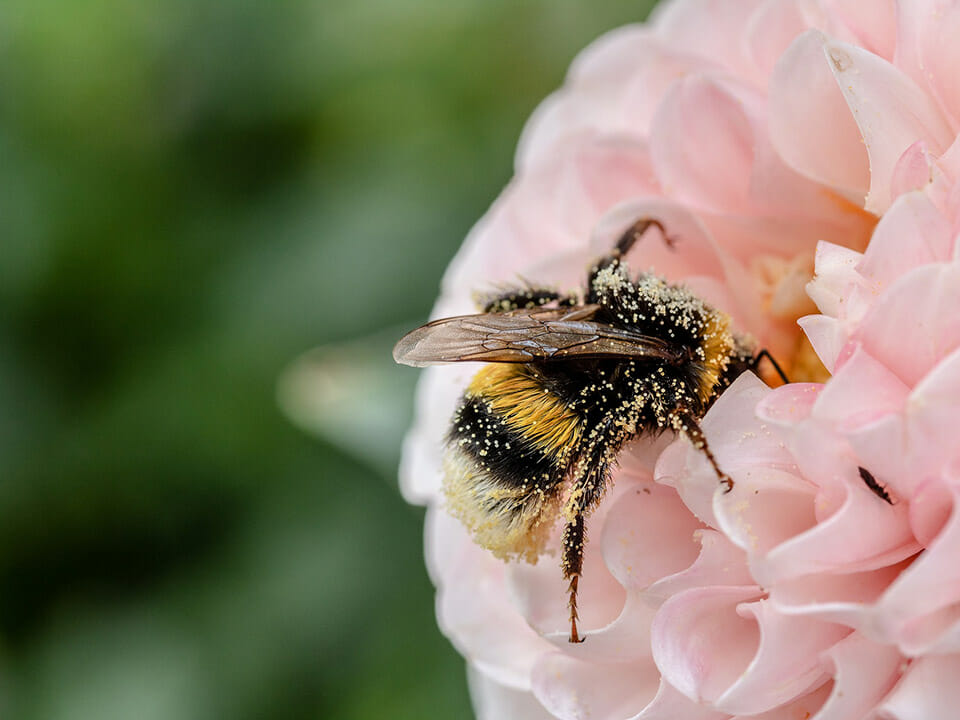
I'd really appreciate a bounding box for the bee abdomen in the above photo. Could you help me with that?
[442,366,580,562]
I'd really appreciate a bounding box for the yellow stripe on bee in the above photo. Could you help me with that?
[697,310,736,405]
[467,364,582,459]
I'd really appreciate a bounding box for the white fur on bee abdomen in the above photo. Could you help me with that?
[441,446,560,564]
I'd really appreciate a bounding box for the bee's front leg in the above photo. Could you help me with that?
[669,409,733,493]
[589,217,676,285]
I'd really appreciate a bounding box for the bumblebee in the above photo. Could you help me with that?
[394,219,785,643]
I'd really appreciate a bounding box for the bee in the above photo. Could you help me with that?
[394,218,786,643]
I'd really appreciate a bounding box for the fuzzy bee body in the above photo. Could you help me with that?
[395,219,765,643]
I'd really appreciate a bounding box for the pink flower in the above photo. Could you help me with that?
[399,1,960,717]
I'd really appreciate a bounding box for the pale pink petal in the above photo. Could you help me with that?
[445,137,660,296]
[797,315,847,373]
[652,0,767,81]
[856,189,953,288]
[516,33,711,168]
[755,382,822,427]
[908,477,953,547]
[812,345,909,430]
[548,593,659,665]
[531,652,660,720]
[568,28,713,137]
[823,37,954,212]
[632,679,730,720]
[468,666,557,720]
[651,586,764,704]
[768,31,869,204]
[875,656,960,720]
[747,424,917,587]
[700,207,872,267]
[713,468,818,566]
[809,633,902,720]
[770,561,912,630]
[743,0,809,81]
[429,509,553,686]
[714,601,847,716]
[649,75,756,215]
[658,374,795,530]
[732,682,832,720]
[550,139,661,236]
[601,482,705,591]
[654,587,847,715]
[823,0,896,60]
[895,0,960,130]
[566,24,654,87]
[872,488,960,651]
[913,602,960,654]
[645,530,754,605]
[856,262,960,387]
[890,141,939,198]
[899,346,960,479]
[804,241,866,319]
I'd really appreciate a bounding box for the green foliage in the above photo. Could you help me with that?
[0,0,655,717]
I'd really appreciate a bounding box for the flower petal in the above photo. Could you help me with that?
[429,508,553,687]
[768,31,869,204]
[715,601,847,715]
[469,665,557,720]
[651,585,764,704]
[632,679,729,720]
[876,656,960,720]
[650,75,757,215]
[645,529,754,605]
[856,262,960,387]
[652,0,766,79]
[823,36,954,212]
[531,652,660,720]
[895,0,960,130]
[601,482,705,592]
[808,632,901,720]
[856,189,953,288]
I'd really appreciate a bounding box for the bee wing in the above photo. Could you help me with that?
[394,305,684,366]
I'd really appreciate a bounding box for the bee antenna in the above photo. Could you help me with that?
[754,349,789,385]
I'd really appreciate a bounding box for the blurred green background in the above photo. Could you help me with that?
[0,1,654,717]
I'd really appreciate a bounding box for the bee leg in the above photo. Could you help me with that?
[561,431,616,643]
[613,217,674,257]
[752,349,790,385]
[474,286,576,313]
[589,217,675,284]
[670,410,734,493]
[561,513,586,644]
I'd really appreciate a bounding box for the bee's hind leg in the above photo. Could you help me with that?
[669,409,734,493]
[561,425,617,643]
[561,513,586,644]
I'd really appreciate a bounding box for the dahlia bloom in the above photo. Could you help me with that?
[399,1,960,717]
